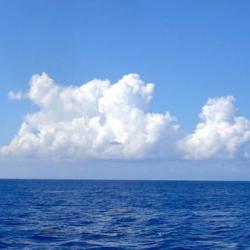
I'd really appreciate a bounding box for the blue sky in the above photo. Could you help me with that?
[0,0,250,179]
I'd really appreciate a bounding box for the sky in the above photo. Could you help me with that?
[0,0,250,180]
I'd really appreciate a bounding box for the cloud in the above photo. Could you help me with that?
[8,91,26,101]
[2,74,250,162]
[179,96,250,159]
[1,73,181,160]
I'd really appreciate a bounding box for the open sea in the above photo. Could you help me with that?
[0,180,250,249]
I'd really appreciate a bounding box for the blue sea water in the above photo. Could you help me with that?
[0,180,250,249]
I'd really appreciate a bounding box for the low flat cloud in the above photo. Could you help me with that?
[1,73,250,162]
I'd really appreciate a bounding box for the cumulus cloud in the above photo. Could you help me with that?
[1,73,181,160]
[179,96,250,159]
[2,73,250,162]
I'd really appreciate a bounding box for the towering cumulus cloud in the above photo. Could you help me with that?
[179,96,250,159]
[1,73,180,159]
[2,73,250,161]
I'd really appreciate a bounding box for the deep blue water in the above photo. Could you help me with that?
[0,180,250,249]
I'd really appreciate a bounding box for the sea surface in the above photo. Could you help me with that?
[0,180,250,249]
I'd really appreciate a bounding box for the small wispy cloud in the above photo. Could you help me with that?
[8,90,26,101]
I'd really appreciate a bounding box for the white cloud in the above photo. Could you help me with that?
[1,73,181,160]
[2,74,250,162]
[179,96,250,159]
[8,91,26,101]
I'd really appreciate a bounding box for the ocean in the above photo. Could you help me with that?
[0,179,250,249]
